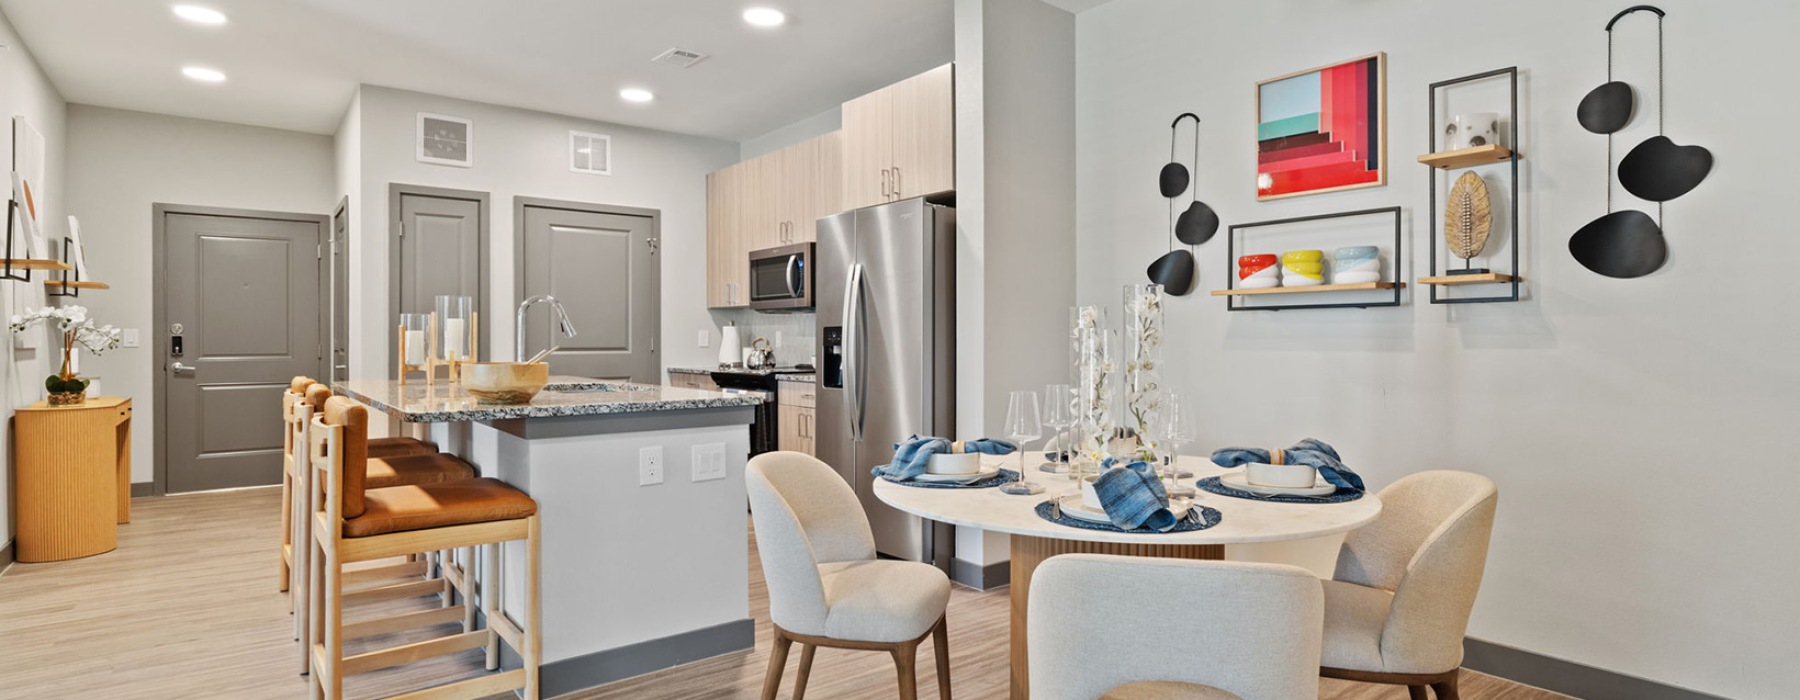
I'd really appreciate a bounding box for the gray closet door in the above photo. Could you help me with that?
[519,205,658,382]
[163,210,322,493]
[392,189,485,367]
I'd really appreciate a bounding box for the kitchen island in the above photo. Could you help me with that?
[335,377,760,697]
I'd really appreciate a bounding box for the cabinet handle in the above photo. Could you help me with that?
[892,166,902,198]
[881,168,891,198]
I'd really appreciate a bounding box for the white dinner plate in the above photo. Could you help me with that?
[1218,471,1336,497]
[914,468,1000,484]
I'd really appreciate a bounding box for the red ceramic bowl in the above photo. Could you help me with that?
[1238,254,1279,280]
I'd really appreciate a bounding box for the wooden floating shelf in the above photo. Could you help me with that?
[1417,144,1515,170]
[1,258,72,271]
[1212,281,1403,297]
[1419,273,1515,286]
[44,280,110,290]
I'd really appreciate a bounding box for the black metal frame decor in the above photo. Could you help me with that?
[1569,5,1711,279]
[1423,67,1522,304]
[46,236,86,298]
[1220,206,1404,312]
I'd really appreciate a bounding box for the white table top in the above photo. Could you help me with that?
[874,455,1383,546]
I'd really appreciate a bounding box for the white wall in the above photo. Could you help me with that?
[64,105,337,485]
[738,106,842,162]
[953,0,1078,567]
[1074,1,1797,697]
[347,86,739,384]
[0,7,66,552]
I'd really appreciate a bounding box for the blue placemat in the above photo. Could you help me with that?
[882,468,1021,489]
[1197,476,1364,504]
[1033,499,1221,533]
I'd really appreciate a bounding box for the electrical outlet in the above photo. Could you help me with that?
[122,328,140,348]
[691,443,727,482]
[698,329,710,348]
[639,446,664,485]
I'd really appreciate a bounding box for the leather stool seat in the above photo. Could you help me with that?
[366,452,476,490]
[344,477,539,538]
[370,436,439,458]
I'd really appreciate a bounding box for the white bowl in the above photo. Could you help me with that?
[1334,257,1379,273]
[1246,462,1318,488]
[927,452,982,475]
[1240,276,1281,289]
[1280,273,1324,287]
[1080,474,1103,510]
[1332,270,1382,285]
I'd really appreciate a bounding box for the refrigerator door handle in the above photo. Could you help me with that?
[844,263,867,442]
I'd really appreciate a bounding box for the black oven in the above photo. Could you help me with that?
[748,242,813,311]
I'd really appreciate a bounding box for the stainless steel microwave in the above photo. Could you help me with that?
[748,242,813,312]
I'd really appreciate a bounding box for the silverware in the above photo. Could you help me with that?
[1050,495,1063,520]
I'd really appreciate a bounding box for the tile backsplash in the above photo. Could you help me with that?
[708,309,817,367]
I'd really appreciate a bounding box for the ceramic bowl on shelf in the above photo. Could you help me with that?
[1334,245,1379,264]
[1238,254,1279,279]
[459,361,550,404]
[1333,270,1382,285]
[1334,256,1379,273]
[1246,462,1319,488]
[927,452,981,475]
[1281,259,1325,286]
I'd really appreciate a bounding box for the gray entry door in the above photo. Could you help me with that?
[519,203,659,381]
[162,209,324,493]
[392,187,486,369]
[330,200,349,383]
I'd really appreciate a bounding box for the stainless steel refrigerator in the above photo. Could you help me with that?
[815,197,956,567]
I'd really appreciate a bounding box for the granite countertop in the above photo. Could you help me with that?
[776,374,815,383]
[335,376,762,423]
[667,367,714,375]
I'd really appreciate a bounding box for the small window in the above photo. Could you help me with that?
[570,131,612,175]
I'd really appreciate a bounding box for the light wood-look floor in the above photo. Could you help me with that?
[0,488,1569,700]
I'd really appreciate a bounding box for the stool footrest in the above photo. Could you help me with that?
[344,577,443,604]
[343,606,466,640]
[383,669,526,700]
[343,560,429,586]
[342,629,487,676]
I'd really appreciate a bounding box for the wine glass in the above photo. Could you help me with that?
[1161,390,1197,482]
[1004,391,1042,477]
[1041,383,1073,473]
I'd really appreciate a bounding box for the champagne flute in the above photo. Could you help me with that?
[1041,383,1073,473]
[1161,390,1197,482]
[1004,391,1042,478]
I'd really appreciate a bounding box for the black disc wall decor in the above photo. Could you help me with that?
[1176,201,1219,245]
[1147,249,1197,295]
[1159,162,1190,199]
[1147,112,1212,295]
[1570,5,1709,279]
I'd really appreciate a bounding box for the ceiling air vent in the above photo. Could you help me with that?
[651,47,708,68]
[570,131,611,176]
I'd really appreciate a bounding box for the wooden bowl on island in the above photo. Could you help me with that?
[460,361,550,403]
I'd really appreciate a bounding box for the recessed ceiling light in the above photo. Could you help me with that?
[619,88,654,103]
[172,4,228,25]
[182,66,227,83]
[743,7,786,27]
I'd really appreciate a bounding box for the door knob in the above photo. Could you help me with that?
[170,362,196,374]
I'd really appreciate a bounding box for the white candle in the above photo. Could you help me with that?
[404,330,426,366]
[443,319,467,359]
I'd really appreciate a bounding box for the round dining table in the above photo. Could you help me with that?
[874,454,1384,700]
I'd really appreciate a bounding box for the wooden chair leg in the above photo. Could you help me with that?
[793,644,816,700]
[1408,686,1430,700]
[892,640,920,700]
[932,616,950,700]
[525,515,543,700]
[1430,669,1460,700]
[460,546,477,632]
[484,541,501,671]
[279,469,293,593]
[761,629,794,700]
[324,542,344,700]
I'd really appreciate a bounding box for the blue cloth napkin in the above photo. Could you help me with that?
[874,435,1017,481]
[1092,461,1181,532]
[1209,438,1366,493]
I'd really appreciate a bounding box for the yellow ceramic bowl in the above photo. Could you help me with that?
[1283,261,1324,275]
[460,362,550,404]
[1281,249,1324,264]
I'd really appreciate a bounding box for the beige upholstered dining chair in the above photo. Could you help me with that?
[1029,554,1324,700]
[1319,470,1498,700]
[746,451,952,700]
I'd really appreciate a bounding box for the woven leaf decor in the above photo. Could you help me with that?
[1444,171,1492,260]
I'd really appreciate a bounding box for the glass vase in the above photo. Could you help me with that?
[1070,306,1116,481]
[1122,283,1165,463]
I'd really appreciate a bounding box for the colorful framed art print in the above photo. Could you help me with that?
[1255,52,1386,201]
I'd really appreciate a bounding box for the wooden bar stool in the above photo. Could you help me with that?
[281,377,439,593]
[307,397,541,700]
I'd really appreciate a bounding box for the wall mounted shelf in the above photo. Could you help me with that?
[44,280,108,290]
[1418,144,1516,170]
[1212,281,1402,297]
[1424,66,1523,304]
[1,258,70,271]
[1419,273,1515,285]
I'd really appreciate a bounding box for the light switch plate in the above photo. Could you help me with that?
[639,446,664,485]
[692,443,727,482]
[698,329,710,348]
[122,328,140,348]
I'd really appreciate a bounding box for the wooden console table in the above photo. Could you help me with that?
[14,396,132,562]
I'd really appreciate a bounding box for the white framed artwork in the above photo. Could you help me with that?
[416,113,473,167]
[12,116,49,260]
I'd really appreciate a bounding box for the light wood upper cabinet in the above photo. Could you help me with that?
[706,133,844,308]
[841,63,955,210]
[706,168,744,308]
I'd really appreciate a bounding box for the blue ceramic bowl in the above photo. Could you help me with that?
[1335,245,1379,263]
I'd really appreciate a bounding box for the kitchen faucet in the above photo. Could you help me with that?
[516,294,578,362]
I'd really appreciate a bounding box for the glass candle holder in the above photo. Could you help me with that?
[400,313,430,369]
[436,295,473,362]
